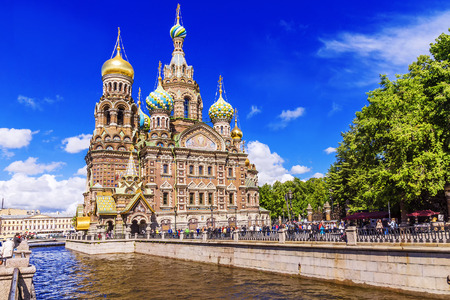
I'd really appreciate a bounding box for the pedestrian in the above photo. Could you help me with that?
[13,233,22,249]
[2,238,14,264]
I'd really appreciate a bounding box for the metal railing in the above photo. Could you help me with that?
[9,268,20,300]
[357,226,450,243]
[286,230,345,243]
[239,230,278,241]
[207,231,233,240]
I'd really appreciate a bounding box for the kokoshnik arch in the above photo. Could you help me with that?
[76,5,270,234]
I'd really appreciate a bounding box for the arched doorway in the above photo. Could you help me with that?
[106,221,114,233]
[139,220,147,234]
[130,220,139,234]
[188,218,198,230]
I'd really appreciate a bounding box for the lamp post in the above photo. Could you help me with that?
[285,189,293,223]
[234,207,238,228]
[210,202,214,228]
[174,205,178,232]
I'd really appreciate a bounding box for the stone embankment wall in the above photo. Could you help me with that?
[66,240,450,296]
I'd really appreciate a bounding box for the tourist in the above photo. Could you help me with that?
[13,233,22,249]
[376,219,383,233]
[389,218,397,230]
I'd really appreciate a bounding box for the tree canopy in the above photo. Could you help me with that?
[327,30,450,218]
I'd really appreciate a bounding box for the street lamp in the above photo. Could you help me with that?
[234,206,238,228]
[285,189,293,223]
[210,202,214,228]
[174,204,178,232]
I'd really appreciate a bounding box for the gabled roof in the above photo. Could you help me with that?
[121,192,154,214]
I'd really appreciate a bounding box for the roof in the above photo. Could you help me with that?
[121,192,154,214]
[96,193,117,215]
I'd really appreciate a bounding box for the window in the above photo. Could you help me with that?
[221,126,223,134]
[157,142,164,147]
[189,165,194,175]
[228,168,233,177]
[229,193,234,205]
[198,166,203,175]
[247,194,250,204]
[208,193,213,205]
[117,108,124,125]
[106,111,111,125]
[189,193,194,205]
[207,166,212,176]
[157,117,160,127]
[163,164,168,174]
[184,98,189,118]
[199,193,204,205]
[163,192,168,205]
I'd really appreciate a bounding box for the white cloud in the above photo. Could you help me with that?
[247,141,294,185]
[290,165,311,175]
[0,128,35,149]
[62,134,92,153]
[76,166,87,176]
[270,107,305,130]
[318,11,450,75]
[247,105,261,119]
[312,172,324,179]
[324,147,337,154]
[0,173,85,213]
[328,102,342,116]
[279,107,305,122]
[18,95,40,110]
[4,157,65,175]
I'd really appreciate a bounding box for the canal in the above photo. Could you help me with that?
[30,246,427,299]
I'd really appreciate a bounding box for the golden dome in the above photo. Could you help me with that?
[245,158,250,167]
[101,47,134,79]
[231,126,243,140]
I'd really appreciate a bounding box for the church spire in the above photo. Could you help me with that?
[125,146,138,179]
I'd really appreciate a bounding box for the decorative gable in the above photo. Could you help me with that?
[179,123,226,151]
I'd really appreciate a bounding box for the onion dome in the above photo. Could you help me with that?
[209,76,234,122]
[231,118,243,140]
[170,24,187,39]
[146,70,174,112]
[245,158,250,167]
[101,29,134,79]
[170,4,187,39]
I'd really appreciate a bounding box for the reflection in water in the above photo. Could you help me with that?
[30,246,427,300]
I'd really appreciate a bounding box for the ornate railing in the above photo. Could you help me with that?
[286,230,345,243]
[208,231,233,240]
[357,226,450,243]
[239,230,278,241]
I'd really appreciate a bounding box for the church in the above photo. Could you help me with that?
[76,5,270,234]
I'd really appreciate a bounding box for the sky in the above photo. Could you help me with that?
[1,0,450,214]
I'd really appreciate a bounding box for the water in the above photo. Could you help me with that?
[30,246,429,299]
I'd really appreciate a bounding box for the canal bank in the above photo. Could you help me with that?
[66,238,450,297]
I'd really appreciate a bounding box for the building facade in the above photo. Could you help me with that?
[0,210,74,238]
[79,6,269,234]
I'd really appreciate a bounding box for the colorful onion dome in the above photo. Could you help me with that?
[170,24,187,39]
[146,77,174,112]
[245,158,250,167]
[139,106,151,131]
[209,77,234,122]
[101,29,134,79]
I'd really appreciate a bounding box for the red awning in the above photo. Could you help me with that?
[407,210,440,217]
[343,211,389,220]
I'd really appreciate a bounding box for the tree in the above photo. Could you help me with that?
[328,30,450,221]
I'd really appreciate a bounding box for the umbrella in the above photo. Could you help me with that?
[406,210,440,217]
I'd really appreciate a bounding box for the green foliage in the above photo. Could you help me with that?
[327,29,450,214]
[259,177,330,219]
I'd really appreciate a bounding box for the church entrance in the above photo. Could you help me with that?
[139,220,147,234]
[106,221,114,233]
[130,220,139,234]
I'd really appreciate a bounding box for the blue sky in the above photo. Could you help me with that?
[1,0,450,213]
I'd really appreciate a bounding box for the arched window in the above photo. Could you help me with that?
[189,165,194,175]
[182,65,186,74]
[221,126,223,134]
[184,98,190,118]
[105,110,111,125]
[198,166,203,175]
[172,65,175,75]
[117,108,124,125]
[247,194,250,204]
[124,85,127,93]
[157,117,160,127]
[163,192,168,205]
[119,82,122,91]
[166,119,168,128]
[229,193,234,205]
[163,164,168,174]
[114,82,117,91]
[108,82,112,91]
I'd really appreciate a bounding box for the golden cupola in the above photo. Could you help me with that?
[231,110,243,140]
[101,28,134,79]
